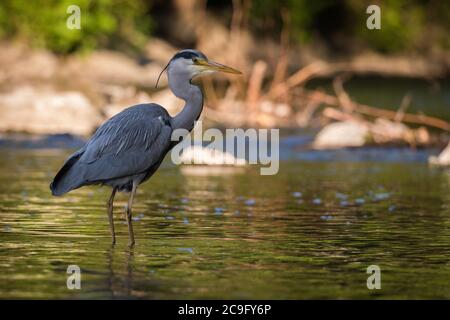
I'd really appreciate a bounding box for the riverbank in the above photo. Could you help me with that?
[0,39,449,156]
[0,131,445,165]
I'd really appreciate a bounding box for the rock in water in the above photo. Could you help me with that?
[429,142,450,166]
[313,121,369,149]
[179,145,247,166]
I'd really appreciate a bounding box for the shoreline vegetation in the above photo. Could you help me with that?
[0,1,449,164]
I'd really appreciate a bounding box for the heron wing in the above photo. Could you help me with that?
[78,104,173,183]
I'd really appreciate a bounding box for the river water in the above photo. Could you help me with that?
[0,147,449,299]
[1,76,449,298]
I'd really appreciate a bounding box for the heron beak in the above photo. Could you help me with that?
[195,59,242,74]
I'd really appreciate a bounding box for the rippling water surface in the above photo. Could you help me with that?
[1,149,449,299]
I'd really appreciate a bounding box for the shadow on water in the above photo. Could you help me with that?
[0,148,449,299]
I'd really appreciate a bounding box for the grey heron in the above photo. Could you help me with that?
[50,49,241,246]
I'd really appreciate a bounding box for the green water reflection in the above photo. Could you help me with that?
[0,149,449,299]
[306,77,450,122]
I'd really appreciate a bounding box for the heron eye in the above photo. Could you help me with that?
[192,57,198,63]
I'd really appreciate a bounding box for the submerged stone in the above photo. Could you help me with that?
[335,192,348,200]
[320,215,333,221]
[132,213,145,221]
[373,192,391,201]
[214,207,224,215]
[245,199,256,206]
[340,200,350,207]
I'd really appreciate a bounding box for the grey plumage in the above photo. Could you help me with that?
[50,104,173,195]
[49,49,240,245]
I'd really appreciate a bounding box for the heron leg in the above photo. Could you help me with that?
[107,187,118,245]
[125,181,137,247]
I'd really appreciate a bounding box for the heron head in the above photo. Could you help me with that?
[156,49,241,87]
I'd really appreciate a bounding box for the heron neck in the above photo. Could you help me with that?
[171,80,204,132]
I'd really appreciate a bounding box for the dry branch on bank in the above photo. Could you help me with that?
[0,31,449,149]
[202,56,449,149]
[206,58,450,130]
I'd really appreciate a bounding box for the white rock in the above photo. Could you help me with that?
[0,86,102,136]
[313,121,369,149]
[179,145,247,166]
[429,142,450,166]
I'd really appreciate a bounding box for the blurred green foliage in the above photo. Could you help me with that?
[251,0,338,43]
[352,0,424,52]
[0,0,152,53]
[0,0,447,54]
[250,0,449,53]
